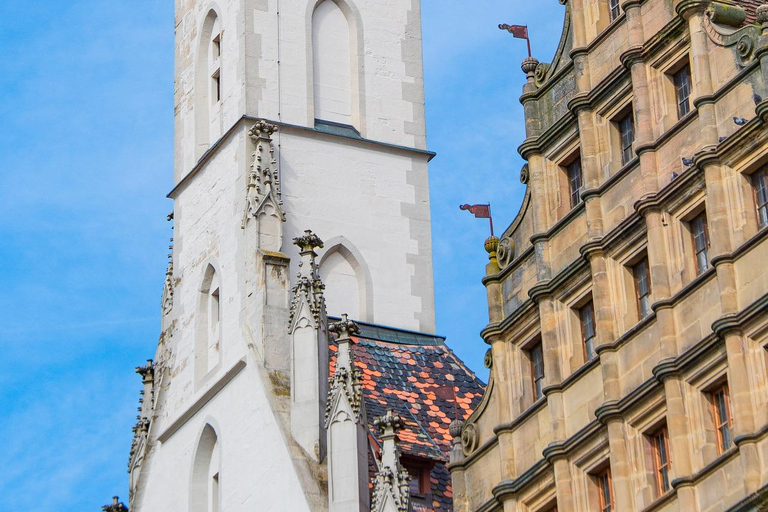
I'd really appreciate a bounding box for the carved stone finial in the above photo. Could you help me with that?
[521,56,539,76]
[371,410,411,512]
[449,418,464,439]
[242,119,285,231]
[135,360,154,381]
[758,4,768,25]
[329,314,360,340]
[484,236,499,256]
[248,119,277,140]
[374,410,405,436]
[102,496,129,512]
[293,230,324,253]
[288,230,326,331]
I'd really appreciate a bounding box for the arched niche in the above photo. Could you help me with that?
[195,263,222,383]
[308,0,365,132]
[190,423,221,512]
[318,237,373,323]
[195,8,224,159]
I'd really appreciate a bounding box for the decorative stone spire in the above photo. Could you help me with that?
[289,230,326,332]
[242,119,285,251]
[325,315,364,424]
[449,418,465,464]
[129,360,155,503]
[326,314,370,512]
[161,238,173,315]
[371,410,411,512]
[102,496,129,512]
[288,230,329,462]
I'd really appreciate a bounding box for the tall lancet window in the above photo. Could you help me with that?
[195,11,223,156]
[312,0,353,126]
[191,425,220,512]
[196,264,222,382]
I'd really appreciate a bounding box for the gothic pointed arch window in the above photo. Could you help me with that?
[190,424,220,512]
[318,238,373,323]
[195,11,224,158]
[196,264,222,382]
[312,0,353,126]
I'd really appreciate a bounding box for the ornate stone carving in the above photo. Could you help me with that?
[520,163,530,185]
[371,410,411,512]
[704,4,760,67]
[288,230,326,332]
[102,496,129,512]
[161,239,173,315]
[484,348,493,369]
[534,62,551,86]
[129,360,155,502]
[326,315,364,425]
[496,237,515,269]
[242,120,285,229]
[461,422,479,455]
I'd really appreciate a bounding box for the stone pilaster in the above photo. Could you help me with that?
[289,230,329,462]
[326,315,370,512]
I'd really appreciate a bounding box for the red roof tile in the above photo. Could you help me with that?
[329,321,486,511]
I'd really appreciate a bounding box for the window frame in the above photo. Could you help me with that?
[673,64,692,119]
[650,426,671,496]
[752,167,768,229]
[596,466,615,512]
[618,112,635,166]
[690,212,710,275]
[580,300,597,362]
[609,0,621,21]
[633,258,652,319]
[710,383,733,454]
[567,157,583,208]
[530,342,545,401]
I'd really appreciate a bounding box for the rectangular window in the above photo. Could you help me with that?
[530,342,545,400]
[568,158,583,208]
[752,168,768,228]
[673,64,692,119]
[651,426,671,495]
[213,34,221,58]
[691,213,710,275]
[710,383,733,454]
[580,300,597,361]
[212,71,221,103]
[609,0,621,21]
[619,113,635,166]
[633,258,651,319]
[596,467,614,512]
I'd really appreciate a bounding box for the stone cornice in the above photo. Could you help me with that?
[168,116,436,199]
[157,358,247,443]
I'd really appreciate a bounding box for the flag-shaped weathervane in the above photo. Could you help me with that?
[499,24,531,58]
[460,203,494,236]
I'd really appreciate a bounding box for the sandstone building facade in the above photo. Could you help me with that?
[119,1,484,511]
[449,1,768,511]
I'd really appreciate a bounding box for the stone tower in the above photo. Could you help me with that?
[127,0,435,510]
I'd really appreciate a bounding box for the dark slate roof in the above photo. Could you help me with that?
[329,320,486,512]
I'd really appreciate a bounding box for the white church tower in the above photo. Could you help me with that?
[127,0,434,510]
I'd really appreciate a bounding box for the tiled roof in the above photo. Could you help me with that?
[329,321,486,511]
[734,0,762,24]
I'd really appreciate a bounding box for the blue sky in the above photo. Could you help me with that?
[0,1,563,509]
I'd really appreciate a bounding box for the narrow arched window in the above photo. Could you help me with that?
[312,1,352,125]
[196,264,222,381]
[195,11,223,156]
[191,425,220,512]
